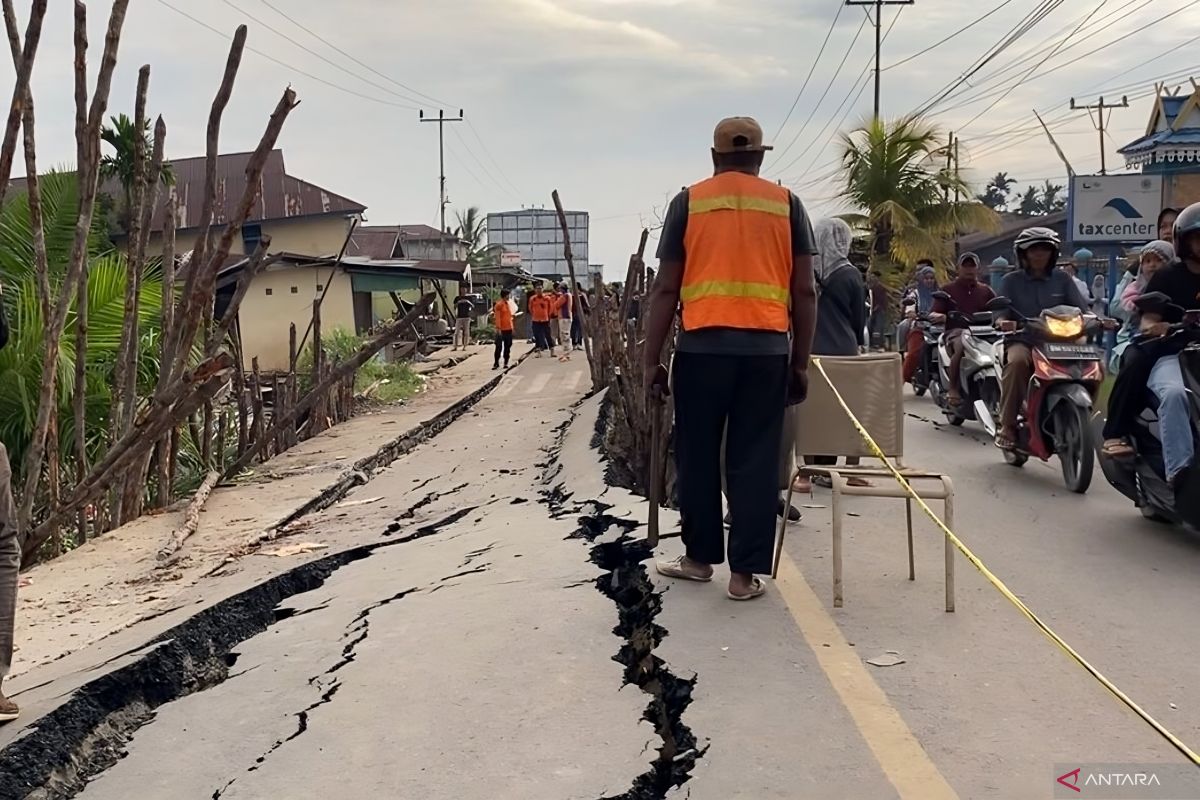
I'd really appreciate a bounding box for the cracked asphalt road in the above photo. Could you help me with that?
[10,356,1200,800]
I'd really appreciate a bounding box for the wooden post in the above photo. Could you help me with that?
[310,299,323,435]
[287,323,299,448]
[551,190,596,387]
[271,374,283,453]
[216,409,229,471]
[250,357,265,461]
[201,401,213,468]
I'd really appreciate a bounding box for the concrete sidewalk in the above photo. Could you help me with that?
[9,345,508,679]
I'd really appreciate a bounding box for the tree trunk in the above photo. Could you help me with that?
[0,0,47,209]
[17,0,132,536]
[155,193,177,509]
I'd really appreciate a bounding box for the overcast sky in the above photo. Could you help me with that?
[3,0,1196,276]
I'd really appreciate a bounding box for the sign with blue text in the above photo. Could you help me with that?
[1069,174,1163,243]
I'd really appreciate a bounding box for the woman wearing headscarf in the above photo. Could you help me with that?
[900,262,937,384]
[802,218,870,489]
[1108,240,1175,374]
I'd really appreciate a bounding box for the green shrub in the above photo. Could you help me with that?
[297,327,424,404]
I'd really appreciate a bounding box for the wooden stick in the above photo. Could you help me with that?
[154,469,220,566]
[155,193,178,508]
[551,190,596,386]
[224,294,436,479]
[0,0,47,209]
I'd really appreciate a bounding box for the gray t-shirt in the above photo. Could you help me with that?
[656,184,817,356]
[998,268,1089,321]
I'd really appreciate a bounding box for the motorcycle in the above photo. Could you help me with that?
[909,315,942,397]
[927,291,1002,428]
[987,297,1108,494]
[1094,294,1200,529]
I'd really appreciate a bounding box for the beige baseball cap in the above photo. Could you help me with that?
[712,117,772,153]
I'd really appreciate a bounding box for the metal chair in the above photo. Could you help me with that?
[772,353,956,612]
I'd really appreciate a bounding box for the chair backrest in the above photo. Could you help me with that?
[793,353,904,459]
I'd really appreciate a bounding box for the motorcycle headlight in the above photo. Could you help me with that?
[1045,315,1083,338]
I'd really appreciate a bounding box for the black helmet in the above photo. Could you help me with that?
[1173,202,1200,262]
[1013,226,1061,269]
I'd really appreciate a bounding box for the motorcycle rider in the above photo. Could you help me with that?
[901,262,938,384]
[994,227,1089,451]
[1102,202,1200,486]
[929,252,995,407]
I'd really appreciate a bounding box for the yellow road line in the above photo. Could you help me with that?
[774,552,959,800]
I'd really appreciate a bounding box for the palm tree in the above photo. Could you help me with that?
[454,206,503,272]
[977,171,1017,211]
[0,171,163,486]
[99,113,173,232]
[837,115,999,269]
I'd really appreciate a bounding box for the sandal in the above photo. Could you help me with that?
[994,433,1018,451]
[1102,439,1135,458]
[846,476,873,488]
[655,555,713,583]
[727,576,767,601]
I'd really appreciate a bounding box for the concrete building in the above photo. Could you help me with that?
[486,208,589,282]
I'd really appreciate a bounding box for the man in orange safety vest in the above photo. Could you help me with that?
[643,116,818,602]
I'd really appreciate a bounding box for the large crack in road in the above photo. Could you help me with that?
[540,404,705,800]
[0,510,484,800]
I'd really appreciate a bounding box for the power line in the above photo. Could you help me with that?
[449,124,517,201]
[253,0,451,108]
[929,0,1180,120]
[153,0,417,109]
[783,7,904,184]
[464,120,524,198]
[220,0,424,106]
[884,0,1017,71]
[846,0,915,119]
[955,0,1111,132]
[771,0,846,143]
[768,12,871,173]
[912,0,1067,117]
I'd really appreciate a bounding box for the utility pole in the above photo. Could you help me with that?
[419,108,465,243]
[847,0,915,120]
[1069,96,1128,175]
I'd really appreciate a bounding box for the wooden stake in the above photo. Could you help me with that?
[551,190,596,386]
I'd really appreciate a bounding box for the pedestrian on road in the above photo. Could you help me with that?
[493,288,515,370]
[452,290,474,351]
[572,282,589,349]
[1159,207,1180,241]
[868,271,888,350]
[547,283,561,351]
[643,116,818,602]
[529,284,555,358]
[556,284,573,362]
[1,277,19,723]
[804,217,870,490]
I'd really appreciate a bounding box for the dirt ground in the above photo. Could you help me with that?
[9,346,501,680]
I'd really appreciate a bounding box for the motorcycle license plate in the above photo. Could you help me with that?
[1042,343,1100,360]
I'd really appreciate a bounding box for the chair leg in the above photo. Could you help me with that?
[831,473,844,608]
[906,498,915,582]
[772,467,799,579]
[942,479,956,613]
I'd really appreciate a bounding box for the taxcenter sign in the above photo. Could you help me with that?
[1069,174,1163,243]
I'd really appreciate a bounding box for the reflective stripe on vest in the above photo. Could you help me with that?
[681,172,793,333]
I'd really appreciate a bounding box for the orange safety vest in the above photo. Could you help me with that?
[680,172,793,333]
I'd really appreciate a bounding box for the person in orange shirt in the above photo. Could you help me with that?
[528,284,555,357]
[493,288,515,370]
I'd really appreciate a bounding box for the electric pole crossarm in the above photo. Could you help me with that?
[1068,96,1128,176]
[846,0,914,120]
[420,109,465,238]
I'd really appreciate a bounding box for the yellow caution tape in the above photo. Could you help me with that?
[812,357,1200,766]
